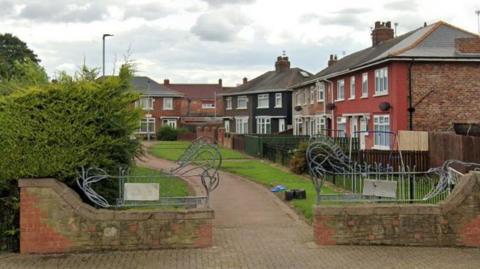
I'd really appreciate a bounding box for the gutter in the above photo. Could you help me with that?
[324,79,335,137]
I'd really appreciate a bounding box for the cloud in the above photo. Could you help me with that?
[201,0,255,7]
[18,1,109,23]
[299,12,369,30]
[0,0,15,16]
[384,0,419,12]
[122,3,172,20]
[190,9,250,42]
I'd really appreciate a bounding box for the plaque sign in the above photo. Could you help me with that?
[363,179,397,198]
[124,183,160,201]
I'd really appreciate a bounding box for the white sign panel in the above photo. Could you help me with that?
[363,179,397,198]
[124,183,160,201]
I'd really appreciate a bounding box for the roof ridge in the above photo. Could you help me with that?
[437,20,480,38]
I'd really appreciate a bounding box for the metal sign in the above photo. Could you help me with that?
[363,179,397,198]
[124,183,160,201]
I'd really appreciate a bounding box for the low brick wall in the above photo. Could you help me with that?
[19,178,214,254]
[314,172,480,247]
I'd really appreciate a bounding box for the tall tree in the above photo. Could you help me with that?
[0,33,41,80]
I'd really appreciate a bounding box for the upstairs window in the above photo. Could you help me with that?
[349,76,355,99]
[237,96,248,109]
[226,97,232,110]
[257,94,269,108]
[336,80,345,101]
[310,87,315,104]
[362,73,368,97]
[202,102,215,109]
[275,93,282,108]
[163,98,173,110]
[317,82,325,102]
[296,92,304,106]
[375,67,388,95]
[136,97,154,110]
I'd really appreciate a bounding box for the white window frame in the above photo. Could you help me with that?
[349,76,355,100]
[237,96,248,109]
[226,97,232,110]
[278,118,286,132]
[336,80,345,101]
[313,116,326,135]
[138,117,155,134]
[275,93,282,108]
[317,82,325,102]
[256,117,271,134]
[374,67,388,96]
[235,117,248,134]
[361,73,368,98]
[336,117,347,137]
[163,97,173,110]
[373,115,391,150]
[294,117,303,135]
[136,97,154,110]
[310,87,315,104]
[163,118,177,129]
[257,94,269,109]
[224,120,230,133]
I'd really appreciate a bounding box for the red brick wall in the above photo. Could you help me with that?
[313,172,480,247]
[19,179,214,254]
[412,62,480,131]
[455,38,480,53]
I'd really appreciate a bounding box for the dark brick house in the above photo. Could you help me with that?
[163,79,224,126]
[291,21,480,150]
[219,55,312,134]
[132,76,184,136]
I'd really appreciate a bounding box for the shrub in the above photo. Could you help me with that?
[156,126,188,141]
[289,141,308,174]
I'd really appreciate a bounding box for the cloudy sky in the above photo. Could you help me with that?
[0,0,479,86]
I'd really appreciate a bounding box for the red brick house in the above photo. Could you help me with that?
[132,76,184,137]
[163,79,224,126]
[291,21,480,150]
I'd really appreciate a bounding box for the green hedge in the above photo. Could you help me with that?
[0,64,142,251]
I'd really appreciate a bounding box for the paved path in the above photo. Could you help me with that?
[2,150,480,268]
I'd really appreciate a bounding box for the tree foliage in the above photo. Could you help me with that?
[0,33,41,81]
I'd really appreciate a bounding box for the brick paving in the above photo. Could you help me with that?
[1,148,480,268]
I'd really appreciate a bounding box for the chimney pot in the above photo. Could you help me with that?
[218,78,222,86]
[328,54,338,67]
[164,79,170,85]
[243,77,248,84]
[371,21,394,46]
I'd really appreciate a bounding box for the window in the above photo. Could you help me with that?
[337,117,346,137]
[275,93,282,108]
[226,97,232,110]
[374,115,390,149]
[279,119,286,132]
[257,94,269,108]
[304,89,309,105]
[136,97,154,110]
[336,80,345,101]
[235,117,248,134]
[362,73,368,97]
[317,82,325,102]
[313,117,326,135]
[375,67,388,95]
[237,96,248,109]
[296,92,305,106]
[294,117,303,135]
[163,119,176,128]
[256,117,271,134]
[224,120,230,133]
[163,98,173,110]
[349,76,355,99]
[202,102,215,109]
[139,118,155,134]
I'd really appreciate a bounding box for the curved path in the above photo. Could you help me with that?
[2,150,480,268]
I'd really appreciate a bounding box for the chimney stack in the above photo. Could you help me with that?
[164,79,170,85]
[371,21,394,46]
[218,78,222,86]
[328,54,338,67]
[242,77,248,84]
[275,55,291,72]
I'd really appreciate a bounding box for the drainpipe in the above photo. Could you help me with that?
[324,79,334,137]
[407,59,415,130]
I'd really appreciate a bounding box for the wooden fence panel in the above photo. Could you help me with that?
[429,132,480,167]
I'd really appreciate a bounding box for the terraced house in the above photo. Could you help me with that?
[220,55,312,134]
[291,21,480,150]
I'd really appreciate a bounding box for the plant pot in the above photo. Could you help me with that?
[285,190,294,201]
[293,189,307,200]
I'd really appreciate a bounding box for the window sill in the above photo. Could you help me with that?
[163,109,173,111]
[372,145,390,150]
[317,100,325,103]
[334,99,345,102]
[373,92,388,97]
[348,97,355,100]
[360,96,368,99]
[257,107,269,109]
[237,107,247,110]
[274,106,282,108]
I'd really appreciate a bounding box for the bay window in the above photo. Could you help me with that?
[235,117,248,134]
[139,118,155,134]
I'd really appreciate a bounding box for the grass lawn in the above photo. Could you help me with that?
[150,140,247,161]
[129,166,190,197]
[150,141,334,222]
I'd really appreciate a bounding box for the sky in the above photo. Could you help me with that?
[0,0,479,86]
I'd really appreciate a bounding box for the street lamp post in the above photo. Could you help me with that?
[102,34,114,77]
[476,10,480,33]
